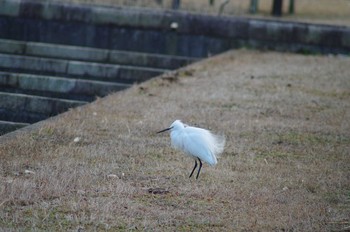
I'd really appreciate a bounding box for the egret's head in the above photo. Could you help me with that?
[170,120,185,130]
[157,120,184,133]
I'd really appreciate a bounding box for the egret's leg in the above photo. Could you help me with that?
[196,158,203,179]
[189,160,198,178]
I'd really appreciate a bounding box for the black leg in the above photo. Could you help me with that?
[196,158,203,179]
[189,160,198,178]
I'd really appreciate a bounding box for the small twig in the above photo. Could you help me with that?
[0,200,8,208]
[264,158,268,165]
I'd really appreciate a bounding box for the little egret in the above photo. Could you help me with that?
[157,120,225,179]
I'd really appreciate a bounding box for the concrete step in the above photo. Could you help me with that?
[0,71,131,101]
[0,120,29,136]
[0,107,47,124]
[0,39,197,70]
[0,53,167,83]
[0,92,87,123]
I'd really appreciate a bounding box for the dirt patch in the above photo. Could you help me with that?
[0,49,349,230]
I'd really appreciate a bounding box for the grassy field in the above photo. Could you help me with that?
[0,50,349,230]
[47,0,350,26]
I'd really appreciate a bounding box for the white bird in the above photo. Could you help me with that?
[157,120,225,179]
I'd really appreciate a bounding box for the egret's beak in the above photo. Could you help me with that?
[157,127,172,134]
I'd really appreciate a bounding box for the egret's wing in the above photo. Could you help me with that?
[187,127,225,156]
[181,127,223,166]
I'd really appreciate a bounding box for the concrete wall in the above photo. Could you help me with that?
[0,0,349,57]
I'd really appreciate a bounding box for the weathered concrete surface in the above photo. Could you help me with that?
[0,120,29,136]
[0,53,166,83]
[0,39,197,69]
[0,71,130,101]
[0,92,86,123]
[0,38,190,134]
[0,0,349,56]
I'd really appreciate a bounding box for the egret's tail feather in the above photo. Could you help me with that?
[212,134,226,157]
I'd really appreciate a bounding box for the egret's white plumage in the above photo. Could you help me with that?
[157,120,225,179]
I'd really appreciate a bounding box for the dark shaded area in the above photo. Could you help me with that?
[272,0,283,17]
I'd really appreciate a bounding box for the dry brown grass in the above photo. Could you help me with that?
[1,50,350,230]
[43,0,350,26]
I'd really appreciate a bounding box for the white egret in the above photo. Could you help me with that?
[157,120,225,179]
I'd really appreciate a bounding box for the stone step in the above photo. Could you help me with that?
[0,71,131,101]
[0,92,87,123]
[0,120,29,136]
[0,39,197,70]
[0,53,167,83]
